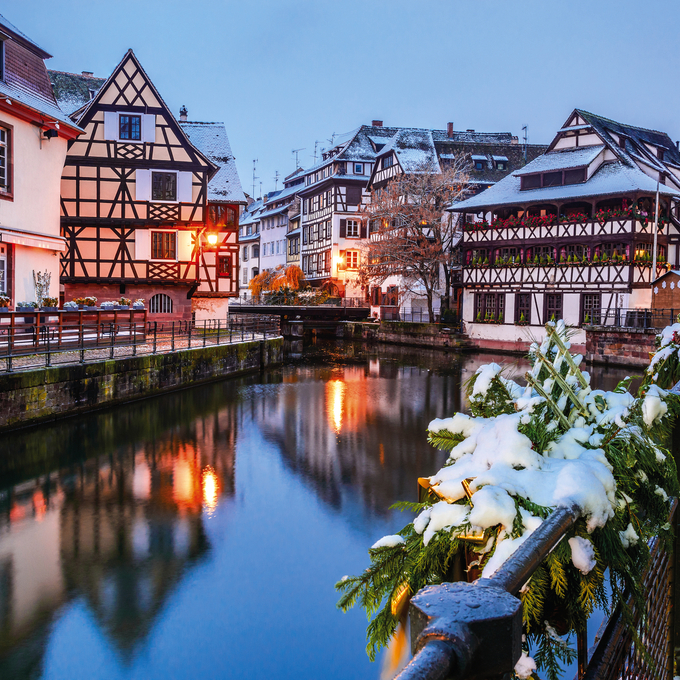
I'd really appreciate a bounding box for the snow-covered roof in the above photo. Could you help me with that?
[180,122,245,204]
[264,182,301,205]
[471,154,487,161]
[240,199,264,225]
[452,161,680,212]
[257,204,289,219]
[386,129,440,174]
[48,70,106,116]
[513,145,605,176]
[492,155,508,162]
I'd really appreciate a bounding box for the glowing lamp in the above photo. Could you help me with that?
[207,233,218,246]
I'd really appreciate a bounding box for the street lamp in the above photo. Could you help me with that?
[207,233,218,247]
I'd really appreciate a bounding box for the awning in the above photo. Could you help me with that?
[0,226,67,252]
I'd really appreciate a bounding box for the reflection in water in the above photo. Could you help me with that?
[0,341,637,680]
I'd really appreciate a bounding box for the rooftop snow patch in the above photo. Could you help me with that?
[513,146,604,176]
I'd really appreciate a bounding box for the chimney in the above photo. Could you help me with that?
[466,129,475,133]
[372,120,383,127]
[447,122,454,138]
[179,105,188,122]
[81,71,94,77]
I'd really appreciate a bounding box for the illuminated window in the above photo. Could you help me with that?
[346,251,359,269]
[149,293,173,314]
[217,255,231,277]
[119,114,141,141]
[152,172,177,201]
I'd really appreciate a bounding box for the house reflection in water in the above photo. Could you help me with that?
[0,400,237,678]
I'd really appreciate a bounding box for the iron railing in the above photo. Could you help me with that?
[585,308,679,330]
[0,315,280,373]
[381,308,441,323]
[396,381,680,680]
[231,296,369,308]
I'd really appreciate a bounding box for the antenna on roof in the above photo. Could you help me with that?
[521,125,528,164]
[292,148,305,168]
[328,133,337,147]
[259,181,263,199]
[274,170,280,191]
[313,140,323,163]
[252,159,259,198]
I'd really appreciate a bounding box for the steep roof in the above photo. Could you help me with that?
[0,13,50,58]
[179,122,245,204]
[48,70,106,115]
[513,145,605,176]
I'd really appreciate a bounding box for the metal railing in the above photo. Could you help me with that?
[0,315,280,373]
[231,296,369,308]
[585,308,679,330]
[397,383,680,680]
[381,308,441,323]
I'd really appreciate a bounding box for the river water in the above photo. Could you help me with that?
[0,341,638,680]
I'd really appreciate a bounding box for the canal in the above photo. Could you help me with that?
[0,341,638,680]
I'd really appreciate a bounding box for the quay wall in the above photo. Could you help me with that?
[585,327,656,367]
[340,321,474,350]
[0,337,283,431]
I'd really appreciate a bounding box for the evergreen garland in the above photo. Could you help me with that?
[336,320,679,679]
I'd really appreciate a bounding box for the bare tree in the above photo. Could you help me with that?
[358,159,469,321]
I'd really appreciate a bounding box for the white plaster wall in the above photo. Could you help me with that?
[14,244,59,304]
[192,297,229,320]
[465,321,586,347]
[0,116,67,238]
[630,288,652,307]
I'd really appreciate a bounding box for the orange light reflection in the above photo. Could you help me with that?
[202,466,219,515]
[327,379,345,434]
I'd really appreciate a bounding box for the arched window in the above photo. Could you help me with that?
[252,245,260,258]
[149,293,173,314]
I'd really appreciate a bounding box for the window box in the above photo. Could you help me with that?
[17,306,36,312]
[114,305,130,310]
[40,307,59,312]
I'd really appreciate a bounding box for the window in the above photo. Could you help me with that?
[252,245,259,258]
[346,220,360,237]
[564,168,586,185]
[346,251,359,269]
[217,255,232,277]
[474,160,484,171]
[582,293,601,325]
[521,174,541,190]
[149,293,173,314]
[542,171,563,187]
[545,294,563,322]
[382,155,394,169]
[119,114,141,141]
[251,267,259,278]
[152,172,177,201]
[0,125,10,196]
[516,293,531,324]
[209,204,236,226]
[496,161,507,171]
[243,246,249,261]
[354,163,363,174]
[243,268,248,284]
[151,231,176,260]
[475,293,505,322]
[0,244,5,294]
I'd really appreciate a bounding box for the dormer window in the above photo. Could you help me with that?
[382,155,393,169]
[354,163,363,174]
[472,155,487,171]
[493,155,508,171]
[520,167,586,190]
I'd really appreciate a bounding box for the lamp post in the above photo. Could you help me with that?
[652,179,661,279]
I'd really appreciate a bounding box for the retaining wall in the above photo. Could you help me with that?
[0,337,283,430]
[340,321,473,350]
[585,327,656,367]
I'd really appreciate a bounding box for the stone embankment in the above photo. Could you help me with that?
[584,327,656,367]
[339,321,474,350]
[0,337,283,431]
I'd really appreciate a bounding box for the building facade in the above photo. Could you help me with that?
[238,199,262,297]
[452,109,680,352]
[0,14,82,306]
[57,50,227,320]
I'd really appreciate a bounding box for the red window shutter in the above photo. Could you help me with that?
[360,221,367,238]
[339,219,346,238]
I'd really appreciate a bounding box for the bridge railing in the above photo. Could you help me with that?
[396,382,680,680]
[231,296,369,308]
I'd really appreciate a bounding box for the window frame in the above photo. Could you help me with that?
[149,293,174,314]
[0,122,13,200]
[119,114,142,141]
[474,292,505,323]
[151,171,178,202]
[581,293,601,325]
[217,255,232,278]
[545,293,563,323]
[150,230,178,261]
[346,250,359,269]
[346,219,360,238]
[0,244,6,294]
[515,293,531,324]
[354,163,363,175]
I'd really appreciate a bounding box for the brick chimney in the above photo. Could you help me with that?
[372,120,383,127]
[81,71,94,77]
[179,105,188,122]
[466,129,475,133]
[447,122,454,138]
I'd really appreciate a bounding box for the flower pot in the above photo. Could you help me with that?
[133,306,145,311]
[0,307,10,313]
[17,307,36,312]
[83,306,97,310]
[114,305,130,310]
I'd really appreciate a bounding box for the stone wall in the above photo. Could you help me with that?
[0,337,283,431]
[340,321,473,350]
[585,327,656,367]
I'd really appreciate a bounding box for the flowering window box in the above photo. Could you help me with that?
[114,305,130,310]
[17,306,36,313]
[40,307,59,312]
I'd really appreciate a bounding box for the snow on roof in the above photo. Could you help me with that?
[257,204,289,219]
[513,145,604,176]
[452,160,680,212]
[0,77,82,131]
[471,154,487,161]
[492,155,508,162]
[388,129,440,174]
[557,124,592,133]
[0,13,50,57]
[180,122,245,204]
[264,182,301,204]
[48,70,106,116]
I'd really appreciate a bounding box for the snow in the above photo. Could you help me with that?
[619,523,639,548]
[641,385,668,427]
[513,145,604,176]
[568,536,597,574]
[371,535,405,549]
[471,363,503,397]
[514,652,537,679]
[420,502,470,547]
[467,486,517,531]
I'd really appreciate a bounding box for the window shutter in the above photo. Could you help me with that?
[141,114,156,143]
[338,250,346,270]
[135,229,150,260]
[178,172,193,202]
[135,170,151,201]
[339,219,346,238]
[104,112,117,140]
[360,221,367,238]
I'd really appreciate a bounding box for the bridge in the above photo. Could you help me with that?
[229,300,371,336]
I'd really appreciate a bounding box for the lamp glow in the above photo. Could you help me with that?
[207,233,218,246]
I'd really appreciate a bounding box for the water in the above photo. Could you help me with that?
[0,341,640,679]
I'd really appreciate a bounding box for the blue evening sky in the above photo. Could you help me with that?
[5,0,680,198]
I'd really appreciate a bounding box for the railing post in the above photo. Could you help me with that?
[171,321,175,351]
[188,319,192,349]
[110,323,115,359]
[46,327,51,367]
[203,319,207,348]
[132,321,137,356]
[153,322,158,354]
[6,325,12,373]
[216,319,220,345]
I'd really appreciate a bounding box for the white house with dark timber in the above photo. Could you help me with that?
[451,109,680,353]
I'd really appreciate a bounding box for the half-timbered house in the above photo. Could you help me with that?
[451,109,680,352]
[0,14,82,306]
[58,50,222,320]
[179,112,245,318]
[365,124,544,318]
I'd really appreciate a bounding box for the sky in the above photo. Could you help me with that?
[5,0,680,199]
